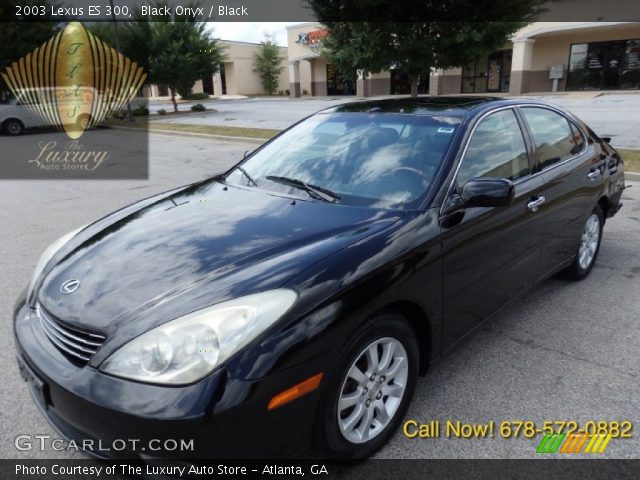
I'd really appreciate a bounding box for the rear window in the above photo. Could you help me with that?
[521,107,583,169]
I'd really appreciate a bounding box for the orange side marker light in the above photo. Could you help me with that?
[267,373,324,410]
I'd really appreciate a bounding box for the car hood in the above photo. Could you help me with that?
[37,180,401,338]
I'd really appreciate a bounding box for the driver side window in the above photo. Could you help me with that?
[457,109,530,186]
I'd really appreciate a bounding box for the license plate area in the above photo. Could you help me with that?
[17,356,49,409]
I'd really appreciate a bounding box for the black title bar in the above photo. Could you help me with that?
[3,0,640,22]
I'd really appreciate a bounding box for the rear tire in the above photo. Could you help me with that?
[563,205,604,280]
[315,311,419,458]
[3,119,24,136]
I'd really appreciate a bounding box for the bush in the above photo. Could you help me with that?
[302,89,308,95]
[133,105,149,116]
[181,92,210,100]
[277,90,283,95]
[285,89,290,95]
[158,109,167,116]
[191,104,206,112]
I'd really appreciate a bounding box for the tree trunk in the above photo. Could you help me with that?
[410,74,419,98]
[170,88,178,112]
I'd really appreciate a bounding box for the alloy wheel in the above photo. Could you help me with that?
[578,213,600,270]
[337,337,408,444]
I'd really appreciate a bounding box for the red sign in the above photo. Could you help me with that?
[297,29,329,46]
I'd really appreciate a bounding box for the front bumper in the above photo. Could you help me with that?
[13,299,325,459]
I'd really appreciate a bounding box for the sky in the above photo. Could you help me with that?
[208,22,303,46]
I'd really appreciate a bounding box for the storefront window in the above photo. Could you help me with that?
[390,69,411,95]
[461,62,476,93]
[567,39,640,91]
[201,75,214,95]
[621,39,640,89]
[461,50,511,93]
[327,64,355,95]
[387,69,430,95]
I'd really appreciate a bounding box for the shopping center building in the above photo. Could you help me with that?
[145,39,289,98]
[286,22,640,97]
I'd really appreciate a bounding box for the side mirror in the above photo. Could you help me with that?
[461,178,514,208]
[601,137,612,144]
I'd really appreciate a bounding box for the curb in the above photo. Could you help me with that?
[109,125,269,145]
[625,172,640,182]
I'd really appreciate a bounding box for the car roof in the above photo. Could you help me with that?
[320,96,552,118]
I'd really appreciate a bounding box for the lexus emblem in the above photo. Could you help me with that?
[60,279,80,294]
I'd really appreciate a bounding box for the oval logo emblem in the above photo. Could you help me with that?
[60,279,80,294]
[1,22,147,140]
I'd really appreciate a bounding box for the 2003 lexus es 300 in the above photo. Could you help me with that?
[15,97,625,459]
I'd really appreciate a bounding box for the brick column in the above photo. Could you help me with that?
[213,71,223,96]
[289,61,301,98]
[429,69,462,95]
[356,70,369,97]
[510,38,535,95]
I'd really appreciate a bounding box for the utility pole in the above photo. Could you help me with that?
[110,0,134,122]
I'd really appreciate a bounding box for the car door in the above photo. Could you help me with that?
[14,98,46,128]
[439,108,546,352]
[518,106,604,279]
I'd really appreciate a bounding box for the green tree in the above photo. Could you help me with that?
[150,20,225,111]
[87,22,116,45]
[307,0,547,97]
[88,21,153,74]
[253,35,284,95]
[92,2,225,112]
[0,1,60,95]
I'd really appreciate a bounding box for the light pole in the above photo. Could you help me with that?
[109,0,134,121]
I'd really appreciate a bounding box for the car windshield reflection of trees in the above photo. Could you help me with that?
[225,113,460,210]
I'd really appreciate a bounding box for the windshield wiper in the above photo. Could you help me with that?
[236,166,257,186]
[265,176,340,203]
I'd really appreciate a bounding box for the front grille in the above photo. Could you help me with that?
[38,306,106,364]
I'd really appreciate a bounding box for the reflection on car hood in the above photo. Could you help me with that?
[38,180,401,336]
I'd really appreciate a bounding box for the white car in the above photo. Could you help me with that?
[1,88,97,135]
[0,97,49,135]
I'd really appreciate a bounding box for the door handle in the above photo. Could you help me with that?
[587,168,602,180]
[527,196,546,212]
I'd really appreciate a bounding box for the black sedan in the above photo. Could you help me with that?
[14,97,625,459]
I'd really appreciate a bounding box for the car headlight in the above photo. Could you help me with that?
[27,227,84,301]
[100,289,297,385]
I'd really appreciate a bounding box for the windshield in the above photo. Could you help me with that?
[0,92,16,105]
[225,112,460,209]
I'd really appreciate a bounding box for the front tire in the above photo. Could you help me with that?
[315,311,419,458]
[564,205,604,280]
[3,119,24,136]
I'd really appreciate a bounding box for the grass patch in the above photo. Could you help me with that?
[619,148,640,173]
[108,119,279,140]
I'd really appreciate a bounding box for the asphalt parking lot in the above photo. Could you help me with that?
[0,130,638,459]
[147,93,640,148]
